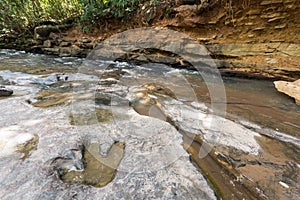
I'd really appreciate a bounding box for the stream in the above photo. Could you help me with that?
[0,49,299,199]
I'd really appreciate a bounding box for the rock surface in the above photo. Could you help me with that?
[56,141,125,188]
[0,86,13,96]
[0,126,35,158]
[274,79,300,105]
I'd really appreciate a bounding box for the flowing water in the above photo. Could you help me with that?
[0,49,299,199]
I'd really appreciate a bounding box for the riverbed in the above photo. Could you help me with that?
[0,49,299,199]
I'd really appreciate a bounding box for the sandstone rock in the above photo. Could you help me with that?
[268,16,285,22]
[80,38,92,43]
[59,48,72,57]
[43,40,52,48]
[274,24,287,29]
[0,86,13,96]
[261,12,282,19]
[59,48,89,57]
[60,41,71,47]
[75,41,94,49]
[274,79,300,105]
[260,0,283,6]
[206,43,300,57]
[253,27,265,31]
[49,32,60,40]
[42,48,60,55]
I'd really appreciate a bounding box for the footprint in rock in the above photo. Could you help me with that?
[53,141,125,188]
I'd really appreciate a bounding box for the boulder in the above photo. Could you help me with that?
[274,79,300,105]
[0,86,13,96]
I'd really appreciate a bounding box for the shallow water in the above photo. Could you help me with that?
[0,50,299,199]
[182,72,300,138]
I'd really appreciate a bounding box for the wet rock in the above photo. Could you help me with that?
[143,83,177,99]
[95,84,129,106]
[0,87,217,199]
[17,134,39,160]
[52,149,84,176]
[0,86,13,96]
[59,48,89,58]
[42,48,60,55]
[56,73,69,81]
[129,87,167,121]
[274,79,300,105]
[54,141,125,188]
[95,93,113,105]
[164,103,262,155]
[59,48,73,57]
[69,108,113,126]
[31,90,72,107]
[100,69,127,80]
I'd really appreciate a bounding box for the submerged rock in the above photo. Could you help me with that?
[274,79,300,105]
[69,108,113,125]
[30,90,72,107]
[0,86,13,96]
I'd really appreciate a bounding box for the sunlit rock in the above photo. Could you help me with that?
[0,126,35,158]
[274,79,300,105]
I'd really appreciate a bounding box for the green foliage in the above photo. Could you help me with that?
[0,0,144,34]
[79,0,142,31]
[151,0,159,6]
[165,5,172,18]
[0,0,82,34]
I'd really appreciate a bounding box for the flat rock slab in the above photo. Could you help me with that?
[274,79,300,105]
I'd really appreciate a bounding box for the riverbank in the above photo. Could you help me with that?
[1,0,300,81]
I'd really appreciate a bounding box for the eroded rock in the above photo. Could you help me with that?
[53,141,125,188]
[274,79,300,105]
